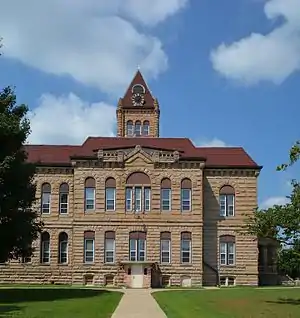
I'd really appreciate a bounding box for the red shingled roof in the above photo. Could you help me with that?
[24,137,261,169]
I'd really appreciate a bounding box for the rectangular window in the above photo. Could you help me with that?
[126,187,151,212]
[85,187,95,211]
[161,188,171,211]
[181,239,191,263]
[129,239,146,261]
[161,239,171,263]
[126,187,133,211]
[59,241,68,263]
[134,187,142,212]
[105,238,115,263]
[220,242,235,266]
[219,194,235,217]
[59,193,68,214]
[144,187,151,212]
[181,189,191,211]
[42,241,50,263]
[42,192,51,214]
[84,239,94,263]
[105,188,116,211]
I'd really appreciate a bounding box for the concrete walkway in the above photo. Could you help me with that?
[111,289,167,318]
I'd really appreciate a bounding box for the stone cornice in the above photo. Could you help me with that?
[36,166,74,175]
[205,169,260,177]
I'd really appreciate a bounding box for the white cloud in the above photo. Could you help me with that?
[27,93,116,145]
[260,196,289,209]
[210,0,300,85]
[194,138,230,147]
[0,0,187,94]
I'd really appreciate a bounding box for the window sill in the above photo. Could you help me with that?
[220,265,236,268]
[180,263,193,266]
[58,263,69,266]
[40,263,51,266]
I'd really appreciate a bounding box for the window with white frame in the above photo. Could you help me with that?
[181,232,192,263]
[58,232,68,264]
[84,231,95,263]
[142,120,150,136]
[59,183,69,214]
[134,121,141,136]
[161,178,171,211]
[104,231,115,263]
[105,177,116,211]
[220,235,236,266]
[41,183,51,214]
[85,177,95,211]
[40,232,50,263]
[219,185,235,217]
[160,232,171,263]
[126,120,134,136]
[125,172,151,213]
[129,231,146,261]
[181,178,192,212]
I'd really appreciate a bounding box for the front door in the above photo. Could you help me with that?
[131,264,143,288]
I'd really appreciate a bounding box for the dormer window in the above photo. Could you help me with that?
[132,84,145,94]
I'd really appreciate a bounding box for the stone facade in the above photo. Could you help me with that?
[0,70,262,288]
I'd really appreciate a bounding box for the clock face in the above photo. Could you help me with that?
[131,93,144,106]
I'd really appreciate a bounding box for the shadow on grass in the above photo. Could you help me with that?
[266,298,300,305]
[0,305,22,317]
[0,288,109,304]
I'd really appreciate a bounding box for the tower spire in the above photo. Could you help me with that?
[116,70,160,138]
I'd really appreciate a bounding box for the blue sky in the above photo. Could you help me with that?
[0,0,299,207]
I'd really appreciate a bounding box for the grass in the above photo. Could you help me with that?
[153,288,300,318]
[0,287,122,317]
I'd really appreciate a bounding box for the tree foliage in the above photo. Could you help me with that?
[0,86,42,261]
[244,180,300,248]
[277,239,300,279]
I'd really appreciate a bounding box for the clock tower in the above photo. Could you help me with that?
[116,70,160,138]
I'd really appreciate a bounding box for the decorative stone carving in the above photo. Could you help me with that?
[97,149,104,160]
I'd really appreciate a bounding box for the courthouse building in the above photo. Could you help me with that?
[0,71,267,288]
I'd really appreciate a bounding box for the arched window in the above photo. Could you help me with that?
[126,172,151,213]
[132,84,145,94]
[41,183,51,214]
[84,231,95,263]
[142,120,150,136]
[181,232,192,263]
[181,178,192,212]
[105,178,116,211]
[129,231,146,261]
[59,183,69,214]
[40,231,50,264]
[134,120,141,136]
[219,185,235,217]
[219,235,235,266]
[161,178,171,211]
[104,231,115,263]
[85,177,95,211]
[160,232,171,263]
[126,120,134,136]
[58,232,68,264]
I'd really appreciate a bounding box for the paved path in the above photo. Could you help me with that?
[111,289,167,318]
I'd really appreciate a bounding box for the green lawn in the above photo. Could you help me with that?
[153,288,300,318]
[0,287,122,317]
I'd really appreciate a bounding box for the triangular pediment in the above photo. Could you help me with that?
[125,145,153,166]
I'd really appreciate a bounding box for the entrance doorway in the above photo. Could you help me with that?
[131,264,143,288]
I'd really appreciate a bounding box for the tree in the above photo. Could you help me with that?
[244,180,300,249]
[277,239,300,279]
[277,140,300,171]
[0,86,42,262]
